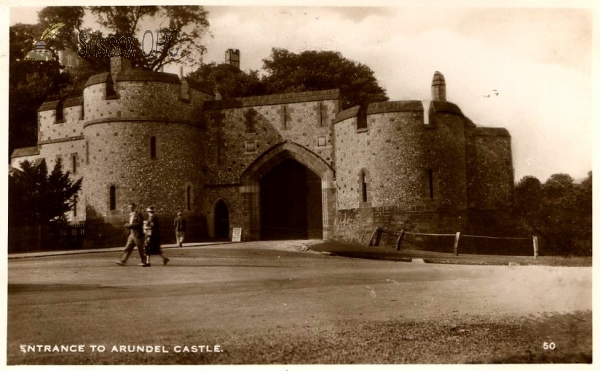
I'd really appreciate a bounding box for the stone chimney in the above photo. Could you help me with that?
[180,77,189,101]
[431,71,446,102]
[225,49,240,69]
[110,56,132,74]
[215,85,222,100]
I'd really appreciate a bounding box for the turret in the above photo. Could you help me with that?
[431,71,446,101]
[225,49,240,69]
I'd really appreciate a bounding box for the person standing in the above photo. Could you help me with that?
[143,206,169,266]
[115,202,147,266]
[174,211,187,247]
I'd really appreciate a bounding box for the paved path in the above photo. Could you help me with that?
[7,241,592,364]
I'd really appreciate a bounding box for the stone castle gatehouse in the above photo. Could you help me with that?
[10,55,514,244]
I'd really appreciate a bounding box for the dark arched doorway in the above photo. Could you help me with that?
[214,200,230,240]
[260,159,323,240]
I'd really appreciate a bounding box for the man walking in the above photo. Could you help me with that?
[174,211,187,247]
[114,202,147,266]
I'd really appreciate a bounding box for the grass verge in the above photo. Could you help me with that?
[10,311,591,365]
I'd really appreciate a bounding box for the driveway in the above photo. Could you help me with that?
[7,241,592,364]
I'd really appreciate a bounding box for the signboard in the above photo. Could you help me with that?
[232,227,242,242]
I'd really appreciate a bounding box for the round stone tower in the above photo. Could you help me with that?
[82,57,213,233]
[333,71,468,242]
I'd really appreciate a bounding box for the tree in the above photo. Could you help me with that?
[574,171,592,254]
[513,175,543,235]
[9,22,71,156]
[514,173,592,256]
[36,7,111,74]
[261,48,388,110]
[9,158,82,226]
[37,6,86,61]
[188,62,266,99]
[89,6,210,71]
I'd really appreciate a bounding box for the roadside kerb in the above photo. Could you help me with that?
[7,242,233,260]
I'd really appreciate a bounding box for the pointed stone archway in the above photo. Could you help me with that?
[240,141,336,241]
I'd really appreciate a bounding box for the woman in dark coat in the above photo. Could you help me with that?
[143,206,169,266]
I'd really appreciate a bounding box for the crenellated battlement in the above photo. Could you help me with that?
[80,60,213,127]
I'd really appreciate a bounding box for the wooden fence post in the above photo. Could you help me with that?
[375,228,383,247]
[453,232,461,256]
[533,235,538,259]
[396,229,405,251]
[368,228,379,246]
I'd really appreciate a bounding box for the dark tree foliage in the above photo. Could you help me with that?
[188,62,267,99]
[9,158,82,226]
[513,176,543,235]
[36,7,111,84]
[261,48,388,110]
[37,6,86,60]
[89,6,210,71]
[9,23,72,157]
[514,172,592,256]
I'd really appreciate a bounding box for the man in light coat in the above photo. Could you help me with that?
[114,202,147,266]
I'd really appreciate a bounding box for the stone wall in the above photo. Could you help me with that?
[10,60,515,247]
[10,147,40,169]
[205,186,246,239]
[82,75,210,126]
[466,127,513,211]
[76,68,213,240]
[37,97,84,143]
[201,90,340,240]
[333,100,469,243]
[202,90,339,185]
[83,120,204,239]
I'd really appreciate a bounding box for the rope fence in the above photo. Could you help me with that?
[368,227,539,258]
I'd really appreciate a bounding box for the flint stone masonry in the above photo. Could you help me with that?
[10,58,514,245]
[203,95,338,185]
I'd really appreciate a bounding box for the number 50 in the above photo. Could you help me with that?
[543,342,556,350]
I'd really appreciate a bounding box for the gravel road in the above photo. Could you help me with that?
[7,243,592,364]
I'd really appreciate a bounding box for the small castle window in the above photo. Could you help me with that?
[357,104,368,131]
[85,141,89,165]
[71,153,77,173]
[428,169,434,198]
[279,105,292,129]
[73,195,78,217]
[361,170,368,202]
[244,108,257,133]
[314,102,327,127]
[106,74,117,98]
[424,169,436,199]
[150,136,157,159]
[55,101,64,123]
[109,185,116,211]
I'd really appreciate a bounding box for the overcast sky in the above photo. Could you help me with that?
[7,1,597,182]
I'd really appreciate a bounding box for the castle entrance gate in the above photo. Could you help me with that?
[259,159,322,240]
[240,141,336,241]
